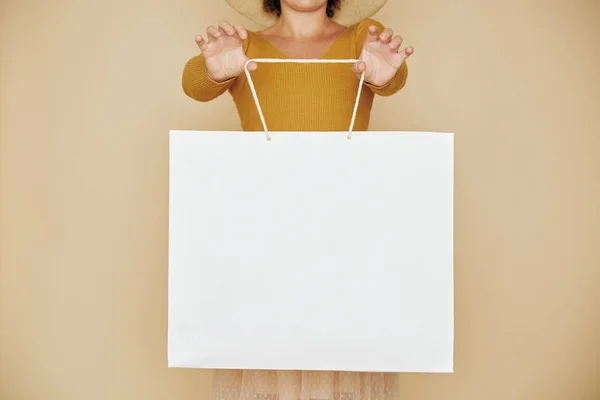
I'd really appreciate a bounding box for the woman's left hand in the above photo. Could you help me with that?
[353,25,414,87]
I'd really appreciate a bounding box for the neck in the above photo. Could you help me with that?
[274,4,332,39]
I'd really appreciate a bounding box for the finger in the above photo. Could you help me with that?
[218,21,236,36]
[378,28,393,44]
[234,24,248,40]
[206,25,220,41]
[389,35,404,50]
[366,25,380,43]
[352,60,366,75]
[195,35,208,51]
[399,46,414,57]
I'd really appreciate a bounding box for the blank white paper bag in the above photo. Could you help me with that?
[168,129,454,373]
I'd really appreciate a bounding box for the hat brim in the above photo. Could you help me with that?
[225,0,388,27]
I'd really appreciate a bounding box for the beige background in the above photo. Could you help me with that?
[1,0,599,398]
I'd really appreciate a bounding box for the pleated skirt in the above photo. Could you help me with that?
[213,370,400,400]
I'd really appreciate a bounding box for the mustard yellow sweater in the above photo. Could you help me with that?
[182,18,408,131]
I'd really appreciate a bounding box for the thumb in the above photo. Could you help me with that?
[246,61,258,72]
[352,60,366,75]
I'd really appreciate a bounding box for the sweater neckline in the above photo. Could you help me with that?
[251,24,356,60]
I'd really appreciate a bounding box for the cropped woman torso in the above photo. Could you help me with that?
[182,18,408,132]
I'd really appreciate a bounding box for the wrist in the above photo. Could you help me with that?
[365,77,391,88]
[207,72,234,84]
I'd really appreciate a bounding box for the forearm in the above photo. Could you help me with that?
[182,55,235,102]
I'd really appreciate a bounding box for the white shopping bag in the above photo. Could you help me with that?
[168,59,454,373]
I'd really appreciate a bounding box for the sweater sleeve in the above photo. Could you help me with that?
[181,38,250,102]
[182,55,235,102]
[355,18,409,97]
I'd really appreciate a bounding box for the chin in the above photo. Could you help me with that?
[283,0,328,12]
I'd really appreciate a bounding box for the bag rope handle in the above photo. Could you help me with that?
[243,58,366,141]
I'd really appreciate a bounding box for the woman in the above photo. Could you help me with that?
[182,1,413,399]
[183,0,413,133]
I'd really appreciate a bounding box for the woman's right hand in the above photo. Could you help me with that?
[195,21,257,83]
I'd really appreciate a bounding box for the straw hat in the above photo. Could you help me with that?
[225,0,388,27]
